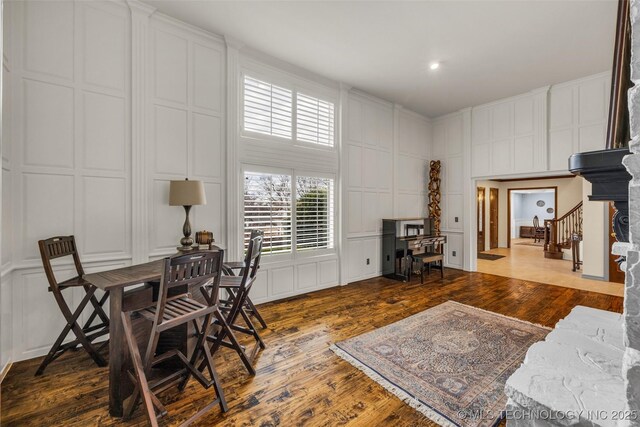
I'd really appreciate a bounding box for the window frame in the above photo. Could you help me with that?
[239,70,338,152]
[240,165,337,262]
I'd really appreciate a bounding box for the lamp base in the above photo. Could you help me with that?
[176,245,195,252]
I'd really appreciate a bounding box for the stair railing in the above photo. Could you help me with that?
[544,201,583,256]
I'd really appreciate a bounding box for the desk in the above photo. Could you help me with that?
[84,260,164,417]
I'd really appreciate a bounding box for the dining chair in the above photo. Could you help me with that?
[35,236,109,376]
[208,235,264,376]
[121,251,227,426]
[222,229,267,329]
[533,215,545,243]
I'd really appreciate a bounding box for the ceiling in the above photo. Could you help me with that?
[145,0,617,118]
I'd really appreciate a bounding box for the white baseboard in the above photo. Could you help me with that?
[0,360,12,385]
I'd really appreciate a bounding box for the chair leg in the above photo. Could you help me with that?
[209,309,256,376]
[82,289,110,330]
[36,287,106,376]
[239,307,265,350]
[245,297,267,329]
[179,314,213,391]
[121,312,159,427]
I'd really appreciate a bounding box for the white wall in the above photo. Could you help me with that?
[2,0,227,363]
[435,71,611,272]
[343,94,432,283]
[431,111,471,269]
[0,0,9,380]
[1,0,434,365]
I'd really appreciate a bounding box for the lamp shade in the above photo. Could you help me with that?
[169,179,206,206]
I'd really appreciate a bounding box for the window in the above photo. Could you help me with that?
[243,75,292,139]
[296,176,334,250]
[243,171,292,254]
[296,93,335,147]
[242,74,336,147]
[243,170,335,255]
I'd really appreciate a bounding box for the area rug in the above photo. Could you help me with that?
[477,253,505,261]
[330,301,550,427]
[515,241,544,247]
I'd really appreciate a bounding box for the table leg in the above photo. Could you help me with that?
[109,287,124,417]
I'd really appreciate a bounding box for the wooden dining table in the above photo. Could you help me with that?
[84,259,165,417]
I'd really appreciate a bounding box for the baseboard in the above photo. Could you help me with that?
[581,274,606,281]
[0,360,12,385]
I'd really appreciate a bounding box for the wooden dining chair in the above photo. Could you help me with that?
[208,235,264,375]
[121,251,227,426]
[35,236,110,376]
[533,215,545,243]
[222,229,267,329]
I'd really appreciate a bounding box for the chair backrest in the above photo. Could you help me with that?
[533,216,540,228]
[38,236,84,288]
[240,235,263,288]
[155,250,224,325]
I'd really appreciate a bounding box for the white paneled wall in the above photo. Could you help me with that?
[5,0,134,362]
[344,93,432,283]
[470,88,548,178]
[548,72,611,172]
[432,112,466,268]
[3,1,227,363]
[1,1,10,378]
[344,92,394,283]
[147,16,225,260]
[397,109,431,217]
[433,71,610,270]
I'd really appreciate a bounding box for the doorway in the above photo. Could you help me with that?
[477,187,486,253]
[506,187,557,248]
[489,188,499,249]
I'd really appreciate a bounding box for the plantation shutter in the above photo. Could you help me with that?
[243,172,293,254]
[243,75,293,139]
[296,176,334,250]
[296,93,335,146]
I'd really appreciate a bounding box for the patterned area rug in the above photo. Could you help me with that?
[331,301,550,427]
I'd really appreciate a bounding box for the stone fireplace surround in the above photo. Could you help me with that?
[503,1,640,425]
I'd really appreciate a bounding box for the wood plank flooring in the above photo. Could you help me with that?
[1,270,623,426]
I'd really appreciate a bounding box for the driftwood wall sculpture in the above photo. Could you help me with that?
[428,160,441,235]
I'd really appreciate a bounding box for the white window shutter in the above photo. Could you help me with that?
[243,76,292,139]
[296,93,335,147]
[243,171,293,254]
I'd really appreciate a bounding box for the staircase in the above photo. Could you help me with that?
[543,201,583,261]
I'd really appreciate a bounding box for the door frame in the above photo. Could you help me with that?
[506,186,558,248]
[477,187,486,253]
[489,188,499,249]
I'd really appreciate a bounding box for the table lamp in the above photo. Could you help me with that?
[169,178,206,251]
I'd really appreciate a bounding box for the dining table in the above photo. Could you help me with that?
[84,245,225,418]
[84,259,165,417]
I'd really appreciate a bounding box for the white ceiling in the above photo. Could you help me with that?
[146,0,617,118]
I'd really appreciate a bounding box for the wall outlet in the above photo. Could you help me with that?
[366,258,370,265]
[455,217,459,223]
[452,251,457,257]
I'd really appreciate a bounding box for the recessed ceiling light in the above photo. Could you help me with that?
[430,62,440,70]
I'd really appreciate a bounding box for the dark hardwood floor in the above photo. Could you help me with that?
[1,270,623,426]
